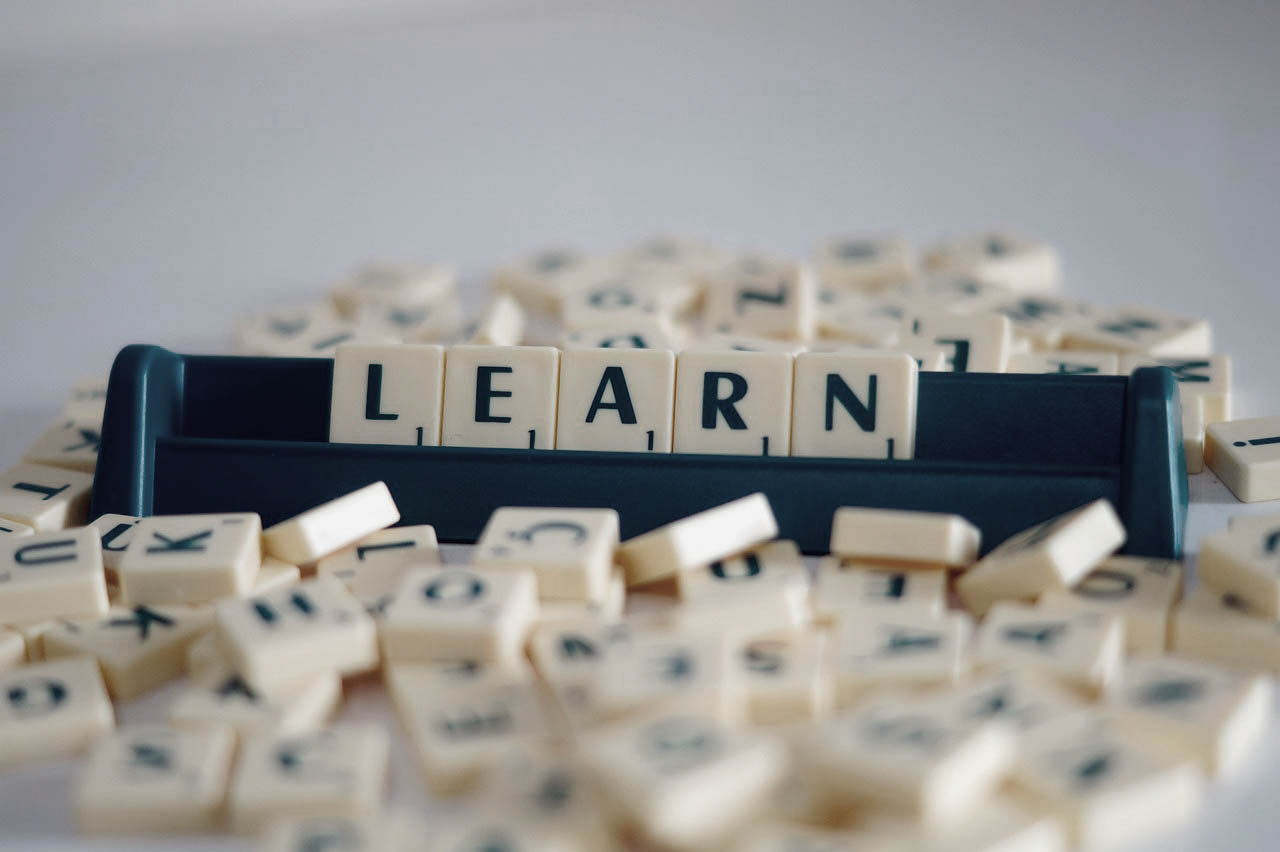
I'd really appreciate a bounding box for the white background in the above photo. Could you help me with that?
[1,1,1279,849]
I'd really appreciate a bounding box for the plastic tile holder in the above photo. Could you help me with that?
[90,345,1187,559]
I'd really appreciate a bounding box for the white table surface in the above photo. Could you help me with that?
[1,1,1279,848]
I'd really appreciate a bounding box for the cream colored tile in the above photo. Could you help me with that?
[1183,397,1206,474]
[0,519,34,538]
[465,293,526,346]
[315,524,439,593]
[674,349,794,456]
[380,566,538,667]
[391,679,552,795]
[1006,351,1120,375]
[260,815,392,852]
[992,296,1092,350]
[254,557,302,594]
[118,512,261,605]
[558,267,694,330]
[0,656,114,767]
[1120,355,1231,424]
[729,822,888,852]
[1108,655,1271,778]
[0,628,24,671]
[556,348,676,453]
[1038,556,1183,653]
[830,611,972,707]
[474,507,619,601]
[44,604,212,701]
[617,492,777,586]
[492,247,587,314]
[896,276,1013,315]
[536,566,626,625]
[5,617,64,662]
[935,668,1088,736]
[384,659,534,699]
[478,748,616,851]
[0,462,94,532]
[528,619,638,686]
[227,725,389,833]
[561,315,685,350]
[62,375,109,421]
[0,527,108,623]
[170,667,341,737]
[908,311,1012,373]
[353,292,464,344]
[441,345,561,449]
[738,631,832,726]
[830,507,979,567]
[673,540,809,637]
[1205,415,1280,502]
[329,343,445,446]
[1010,711,1204,851]
[924,232,1062,294]
[813,563,948,623]
[263,481,400,565]
[791,352,917,459]
[592,631,737,724]
[703,259,817,341]
[330,262,456,318]
[21,418,101,473]
[955,499,1126,616]
[1063,306,1212,356]
[813,288,904,347]
[215,577,379,689]
[804,694,1016,827]
[814,234,916,293]
[75,725,235,834]
[973,602,1123,698]
[581,711,787,850]
[918,797,1068,852]
[1170,587,1280,674]
[234,302,345,355]
[88,513,141,577]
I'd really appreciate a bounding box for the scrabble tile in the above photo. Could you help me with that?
[88,513,141,577]
[973,602,1123,698]
[235,301,347,355]
[0,656,114,767]
[617,492,778,586]
[1205,415,1280,502]
[44,604,212,700]
[329,343,446,446]
[1230,511,1280,536]
[674,349,794,456]
[390,679,552,794]
[1120,354,1231,424]
[1182,397,1206,474]
[791,352,918,460]
[830,612,972,707]
[440,345,561,449]
[260,815,391,852]
[0,527,108,623]
[558,267,694,330]
[582,711,787,850]
[463,292,526,346]
[315,524,439,591]
[228,725,389,833]
[955,499,1126,616]
[739,631,832,726]
[830,508,980,567]
[492,247,587,314]
[63,374,110,420]
[1038,556,1182,653]
[908,312,1012,372]
[893,343,949,372]
[170,667,341,736]
[0,628,23,671]
[813,563,948,623]
[561,315,685,350]
[474,507,619,601]
[673,540,810,636]
[118,512,262,605]
[262,320,391,358]
[385,658,534,699]
[255,556,303,594]
[593,631,737,723]
[537,566,627,625]
[688,333,808,354]
[331,262,456,318]
[381,566,538,666]
[75,725,235,834]
[923,232,1062,294]
[1107,655,1271,778]
[1063,306,1212,356]
[478,748,615,850]
[0,462,94,531]
[215,577,379,688]
[703,259,817,341]
[936,668,1088,736]
[555,348,677,453]
[528,619,638,686]
[992,296,1092,351]
[814,234,916,292]
[1194,528,1280,617]
[185,629,223,682]
[5,617,63,662]
[263,481,400,565]
[1171,587,1280,674]
[1006,351,1120,375]
[21,418,101,473]
[814,288,904,347]
[418,812,591,852]
[896,276,1012,315]
[1009,711,1204,850]
[804,695,1017,826]
[918,797,1068,852]
[0,518,34,538]
[728,821,880,852]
